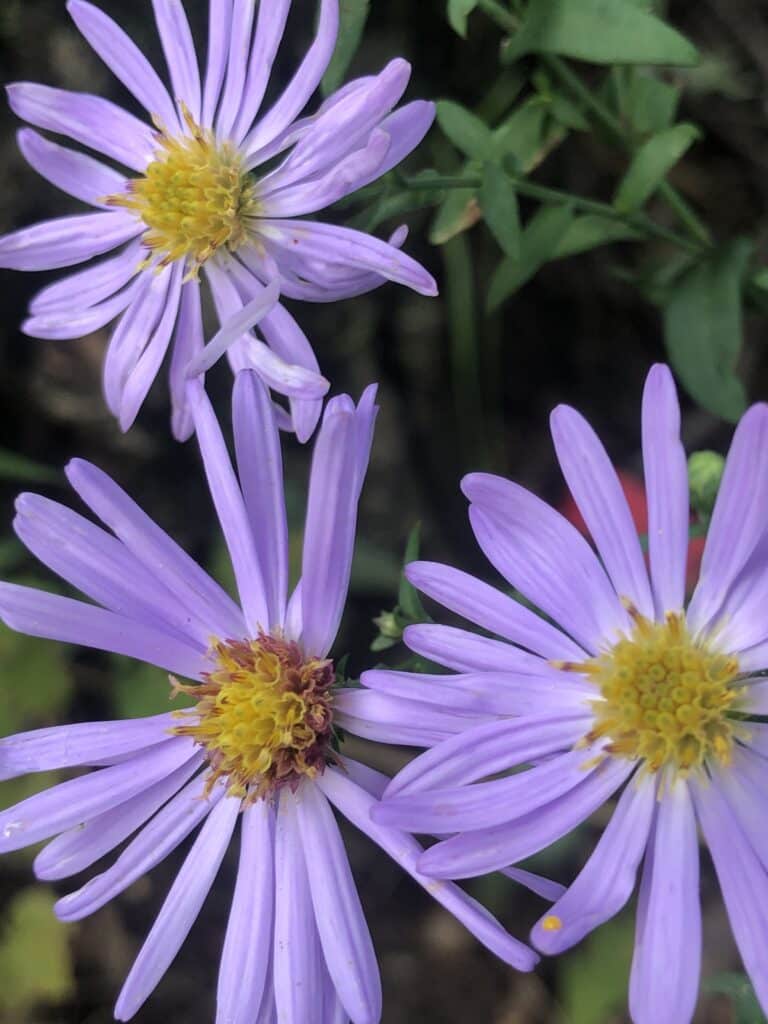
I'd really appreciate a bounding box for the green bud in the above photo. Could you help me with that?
[688,450,725,523]
[373,610,402,640]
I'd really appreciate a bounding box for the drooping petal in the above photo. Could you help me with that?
[629,780,701,1024]
[463,472,630,649]
[65,458,245,640]
[188,380,270,633]
[334,689,480,747]
[233,370,289,629]
[641,364,689,615]
[169,276,204,442]
[532,773,656,954]
[0,738,195,854]
[0,713,175,782]
[66,0,180,132]
[0,211,141,272]
[151,0,202,124]
[34,755,201,880]
[0,582,207,679]
[17,128,126,208]
[405,561,586,661]
[503,867,565,903]
[216,800,275,1024]
[7,82,155,172]
[273,791,326,1024]
[301,390,377,658]
[294,784,381,1024]
[687,402,768,634]
[56,775,224,922]
[114,794,239,1021]
[318,764,539,972]
[550,405,654,618]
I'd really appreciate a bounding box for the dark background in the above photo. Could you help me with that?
[1,1,768,1021]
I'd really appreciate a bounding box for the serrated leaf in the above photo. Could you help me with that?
[447,0,480,36]
[614,123,700,211]
[0,888,74,1013]
[506,0,699,67]
[321,0,371,96]
[554,214,642,258]
[487,203,574,311]
[480,163,521,258]
[436,100,493,159]
[663,238,752,422]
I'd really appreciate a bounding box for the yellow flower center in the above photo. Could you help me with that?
[108,109,258,274]
[575,611,744,775]
[172,635,336,801]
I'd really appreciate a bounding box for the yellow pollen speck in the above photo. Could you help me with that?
[106,106,258,275]
[576,611,744,777]
[172,634,336,801]
[542,915,563,932]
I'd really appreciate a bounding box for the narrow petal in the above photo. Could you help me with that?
[503,867,566,903]
[257,300,324,443]
[28,240,143,316]
[188,381,270,633]
[56,775,224,922]
[693,776,768,1016]
[215,0,257,139]
[201,0,233,127]
[186,275,280,376]
[642,364,689,615]
[233,371,289,629]
[0,211,141,272]
[629,780,701,1024]
[687,403,768,633]
[7,82,155,171]
[274,792,326,1024]
[418,758,634,879]
[356,101,436,187]
[34,755,201,880]
[114,794,239,1021]
[550,406,654,617]
[301,392,377,658]
[65,458,245,639]
[462,472,629,649]
[169,276,204,442]
[151,0,202,123]
[709,746,768,871]
[334,689,479,747]
[0,582,207,679]
[403,623,556,673]
[405,561,586,661]
[216,801,275,1024]
[230,0,291,143]
[243,0,339,156]
[24,277,141,340]
[532,773,656,953]
[0,738,195,854]
[259,218,437,297]
[319,764,539,972]
[294,784,381,1024]
[0,713,174,782]
[66,0,180,131]
[18,128,126,208]
[384,715,590,798]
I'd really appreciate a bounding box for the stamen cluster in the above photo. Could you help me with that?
[173,634,336,800]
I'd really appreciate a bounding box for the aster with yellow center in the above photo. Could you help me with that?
[369,364,768,1024]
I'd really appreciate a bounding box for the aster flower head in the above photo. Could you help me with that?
[370,364,768,1024]
[0,0,437,440]
[0,372,536,1023]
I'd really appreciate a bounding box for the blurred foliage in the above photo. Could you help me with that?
[706,974,768,1024]
[0,888,74,1016]
[559,911,635,1024]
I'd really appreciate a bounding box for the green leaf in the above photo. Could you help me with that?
[614,123,700,211]
[492,98,562,171]
[398,523,427,621]
[706,973,767,1024]
[0,446,58,484]
[554,214,642,258]
[436,100,493,159]
[506,0,699,67]
[0,888,74,1013]
[447,0,479,37]
[430,182,482,245]
[560,912,634,1024]
[487,203,574,311]
[625,72,680,135]
[321,0,371,96]
[663,238,752,422]
[480,163,521,258]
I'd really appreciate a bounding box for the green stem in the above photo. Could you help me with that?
[476,0,713,247]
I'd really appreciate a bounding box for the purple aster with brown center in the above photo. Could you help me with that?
[0,371,538,1024]
[369,364,768,1024]
[0,0,436,440]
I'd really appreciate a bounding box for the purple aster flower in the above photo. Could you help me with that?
[0,0,436,441]
[369,364,768,1024]
[0,371,536,1023]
